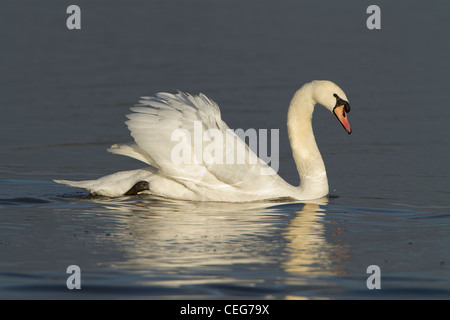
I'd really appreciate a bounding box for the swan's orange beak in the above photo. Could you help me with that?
[333,105,352,134]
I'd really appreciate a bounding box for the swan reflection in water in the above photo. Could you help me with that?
[282,201,349,279]
[83,196,349,291]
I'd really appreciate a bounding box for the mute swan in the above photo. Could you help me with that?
[55,80,352,201]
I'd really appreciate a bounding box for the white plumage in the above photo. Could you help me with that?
[55,80,352,202]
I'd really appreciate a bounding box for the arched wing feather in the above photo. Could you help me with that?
[123,92,277,190]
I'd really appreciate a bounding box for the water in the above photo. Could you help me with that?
[0,0,449,299]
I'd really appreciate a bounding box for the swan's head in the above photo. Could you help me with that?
[312,80,352,134]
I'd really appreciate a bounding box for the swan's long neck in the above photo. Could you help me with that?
[287,85,329,198]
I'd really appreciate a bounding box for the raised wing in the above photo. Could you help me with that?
[114,92,278,193]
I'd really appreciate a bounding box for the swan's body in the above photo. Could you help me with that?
[55,80,352,201]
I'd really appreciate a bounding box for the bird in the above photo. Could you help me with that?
[55,80,352,202]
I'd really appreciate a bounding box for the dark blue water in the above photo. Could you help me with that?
[1,0,449,299]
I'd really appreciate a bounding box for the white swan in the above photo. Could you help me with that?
[55,80,352,201]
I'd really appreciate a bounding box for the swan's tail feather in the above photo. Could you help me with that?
[54,169,155,197]
[54,179,101,195]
